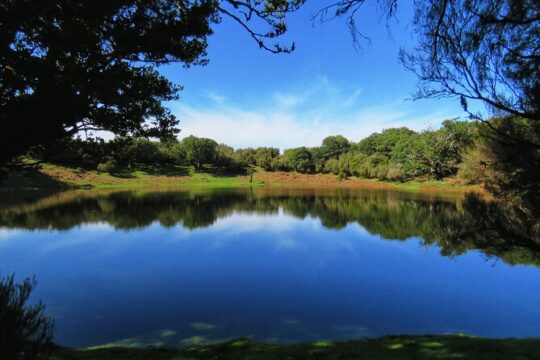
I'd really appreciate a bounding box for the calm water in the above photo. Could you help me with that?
[0,188,539,348]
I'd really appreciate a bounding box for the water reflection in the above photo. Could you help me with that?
[0,188,539,347]
[1,188,539,267]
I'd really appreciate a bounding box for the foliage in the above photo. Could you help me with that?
[215,144,241,172]
[30,137,171,169]
[0,274,54,360]
[401,0,539,122]
[254,147,280,170]
[457,147,487,184]
[357,128,415,157]
[97,160,118,174]
[318,0,539,205]
[22,121,481,182]
[475,117,540,215]
[0,0,218,165]
[320,135,350,159]
[176,136,218,171]
[234,148,257,168]
[0,0,305,165]
[282,147,314,173]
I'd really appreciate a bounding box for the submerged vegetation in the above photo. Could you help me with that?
[49,335,540,360]
[1,264,539,359]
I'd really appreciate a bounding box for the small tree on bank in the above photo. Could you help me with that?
[0,274,54,360]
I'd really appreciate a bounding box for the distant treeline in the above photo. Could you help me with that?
[29,119,484,182]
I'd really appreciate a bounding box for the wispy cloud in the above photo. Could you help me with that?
[172,77,460,149]
[203,90,227,104]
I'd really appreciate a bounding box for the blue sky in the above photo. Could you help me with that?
[159,0,469,149]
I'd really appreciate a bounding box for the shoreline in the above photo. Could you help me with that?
[0,163,483,195]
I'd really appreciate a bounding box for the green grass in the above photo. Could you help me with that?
[49,335,540,359]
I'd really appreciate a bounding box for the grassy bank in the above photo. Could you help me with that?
[1,163,482,195]
[50,335,540,359]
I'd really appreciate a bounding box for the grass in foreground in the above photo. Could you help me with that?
[50,335,540,360]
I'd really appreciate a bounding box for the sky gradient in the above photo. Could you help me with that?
[160,1,473,149]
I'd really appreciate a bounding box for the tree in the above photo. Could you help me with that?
[317,0,539,123]
[235,148,257,167]
[0,274,54,360]
[410,120,477,180]
[0,0,303,165]
[400,0,539,123]
[357,127,416,157]
[318,0,539,202]
[283,147,314,173]
[398,0,539,206]
[215,144,240,171]
[320,135,350,159]
[474,117,540,215]
[254,147,280,170]
[177,136,217,171]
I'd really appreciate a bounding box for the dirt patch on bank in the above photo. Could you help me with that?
[255,172,394,189]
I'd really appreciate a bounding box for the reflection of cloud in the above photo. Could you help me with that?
[0,228,17,244]
[41,222,119,252]
[209,213,298,235]
[0,228,11,238]
[205,213,305,251]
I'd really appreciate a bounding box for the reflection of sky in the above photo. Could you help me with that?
[0,212,539,348]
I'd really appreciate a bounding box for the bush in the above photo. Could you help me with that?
[0,274,54,360]
[457,148,486,184]
[385,163,405,181]
[97,159,117,173]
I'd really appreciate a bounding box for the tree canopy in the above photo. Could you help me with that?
[0,0,303,165]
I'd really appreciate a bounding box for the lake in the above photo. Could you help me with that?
[0,188,539,348]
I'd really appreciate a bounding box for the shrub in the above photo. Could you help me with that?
[97,159,117,173]
[385,163,405,181]
[457,148,486,184]
[0,274,54,360]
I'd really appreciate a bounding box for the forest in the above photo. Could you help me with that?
[28,119,479,181]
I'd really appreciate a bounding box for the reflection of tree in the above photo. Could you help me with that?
[426,194,540,267]
[0,189,538,266]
